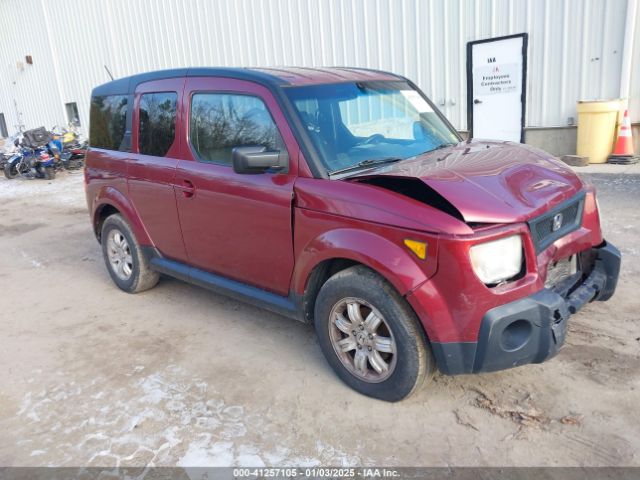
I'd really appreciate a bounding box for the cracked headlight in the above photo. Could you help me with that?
[469,235,523,285]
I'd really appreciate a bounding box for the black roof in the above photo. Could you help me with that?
[91,67,403,97]
[92,68,282,96]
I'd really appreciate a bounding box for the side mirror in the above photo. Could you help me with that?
[232,146,288,174]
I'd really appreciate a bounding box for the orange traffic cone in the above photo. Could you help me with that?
[608,109,638,164]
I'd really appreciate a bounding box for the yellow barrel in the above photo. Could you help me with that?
[576,100,621,164]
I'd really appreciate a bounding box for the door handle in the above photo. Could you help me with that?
[473,99,483,104]
[175,179,195,198]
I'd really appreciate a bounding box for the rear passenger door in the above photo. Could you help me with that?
[175,77,298,295]
[128,78,188,262]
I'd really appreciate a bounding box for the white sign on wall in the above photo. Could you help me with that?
[473,62,520,96]
[468,34,527,143]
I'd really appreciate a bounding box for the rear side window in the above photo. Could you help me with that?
[89,95,128,150]
[190,93,282,165]
[138,92,178,157]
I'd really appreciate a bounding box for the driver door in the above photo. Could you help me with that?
[175,77,300,296]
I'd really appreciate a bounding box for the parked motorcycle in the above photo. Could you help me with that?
[65,144,87,169]
[3,127,56,180]
[4,147,56,180]
[49,125,86,170]
[1,135,22,172]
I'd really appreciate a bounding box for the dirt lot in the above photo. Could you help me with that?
[0,168,638,467]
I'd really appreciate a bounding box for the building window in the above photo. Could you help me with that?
[138,92,178,157]
[65,102,80,126]
[89,95,128,150]
[0,113,8,138]
[190,93,283,165]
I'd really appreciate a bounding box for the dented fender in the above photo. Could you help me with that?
[292,208,439,296]
[293,177,473,235]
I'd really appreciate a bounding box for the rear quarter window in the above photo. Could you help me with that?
[89,95,128,150]
[138,92,178,157]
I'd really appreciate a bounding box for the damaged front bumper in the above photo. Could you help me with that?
[432,241,621,375]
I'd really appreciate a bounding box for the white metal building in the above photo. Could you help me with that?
[0,0,638,154]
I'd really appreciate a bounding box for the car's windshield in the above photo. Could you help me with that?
[285,81,459,175]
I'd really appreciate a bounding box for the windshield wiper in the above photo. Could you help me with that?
[412,142,457,158]
[329,157,403,177]
[430,142,457,152]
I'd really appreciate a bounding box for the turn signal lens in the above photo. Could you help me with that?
[404,239,427,260]
[593,192,602,227]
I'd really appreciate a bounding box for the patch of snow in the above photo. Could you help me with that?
[0,172,85,208]
[178,437,234,467]
[20,251,43,268]
[14,364,373,467]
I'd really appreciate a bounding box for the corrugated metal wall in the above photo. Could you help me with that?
[630,0,640,121]
[0,0,637,135]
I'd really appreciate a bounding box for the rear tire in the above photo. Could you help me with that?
[3,162,17,179]
[42,166,55,180]
[100,214,159,293]
[314,265,434,402]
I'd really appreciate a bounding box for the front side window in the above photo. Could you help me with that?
[139,92,178,157]
[190,93,283,165]
[89,95,128,150]
[285,81,459,175]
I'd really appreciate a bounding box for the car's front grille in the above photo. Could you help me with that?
[528,192,585,252]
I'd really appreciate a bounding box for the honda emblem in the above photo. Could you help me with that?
[552,213,563,231]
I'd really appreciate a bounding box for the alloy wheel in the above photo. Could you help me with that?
[106,229,134,281]
[328,297,397,383]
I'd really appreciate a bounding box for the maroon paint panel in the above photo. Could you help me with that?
[293,177,473,235]
[127,77,188,262]
[356,141,584,224]
[84,149,152,244]
[291,207,439,297]
[250,66,399,86]
[173,77,302,296]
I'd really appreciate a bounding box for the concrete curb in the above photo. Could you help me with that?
[564,162,640,174]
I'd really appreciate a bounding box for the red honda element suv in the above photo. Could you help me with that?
[85,67,620,401]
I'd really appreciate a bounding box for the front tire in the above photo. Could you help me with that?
[42,166,55,180]
[100,214,159,293]
[314,265,434,401]
[3,162,17,179]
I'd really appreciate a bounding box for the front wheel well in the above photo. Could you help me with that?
[301,258,433,347]
[301,258,359,323]
[94,204,120,242]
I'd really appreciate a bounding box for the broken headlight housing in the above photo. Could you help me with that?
[469,235,523,285]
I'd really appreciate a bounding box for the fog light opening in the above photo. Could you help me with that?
[500,319,532,352]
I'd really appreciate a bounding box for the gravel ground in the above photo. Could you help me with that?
[0,168,638,467]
